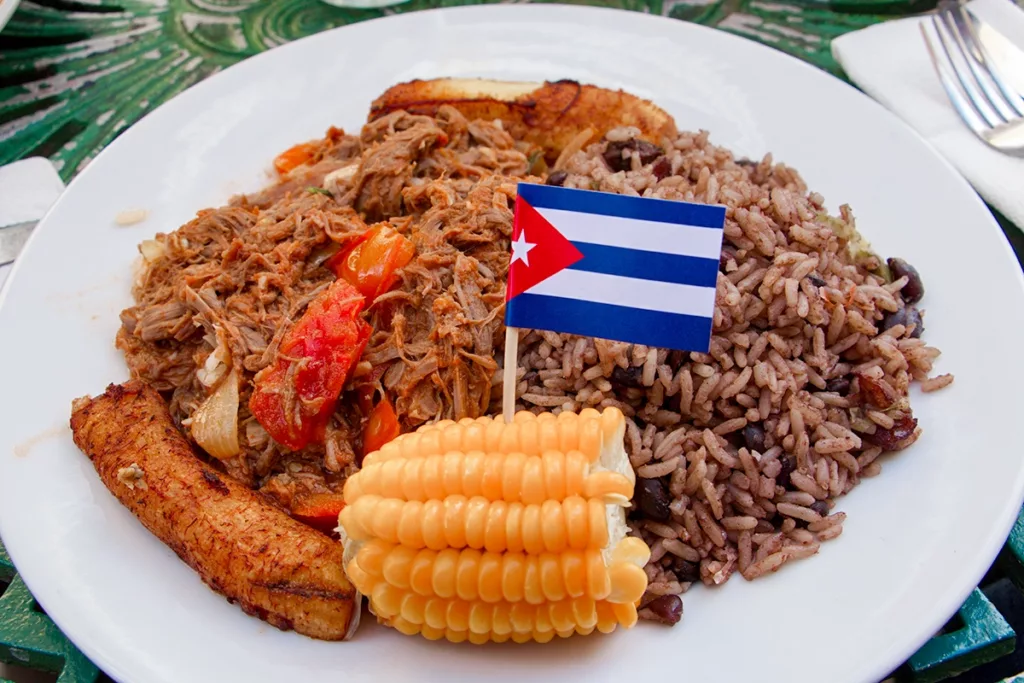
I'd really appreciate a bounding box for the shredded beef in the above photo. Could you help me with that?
[117,106,531,504]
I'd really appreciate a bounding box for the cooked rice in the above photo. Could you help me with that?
[510,126,948,603]
[921,374,954,392]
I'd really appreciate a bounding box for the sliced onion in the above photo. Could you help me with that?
[139,239,166,263]
[310,242,341,268]
[196,335,231,388]
[323,162,359,194]
[190,369,241,460]
[134,239,168,289]
[245,420,270,449]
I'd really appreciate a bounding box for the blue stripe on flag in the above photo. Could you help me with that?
[506,294,713,353]
[569,242,720,287]
[517,183,726,229]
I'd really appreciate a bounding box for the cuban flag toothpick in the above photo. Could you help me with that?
[501,182,726,421]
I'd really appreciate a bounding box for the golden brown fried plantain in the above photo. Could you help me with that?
[368,79,678,163]
[70,381,359,641]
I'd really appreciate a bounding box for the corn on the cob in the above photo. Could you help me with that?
[344,450,632,504]
[341,494,611,552]
[389,596,637,643]
[363,408,625,468]
[338,407,648,644]
[348,537,649,603]
[374,592,638,636]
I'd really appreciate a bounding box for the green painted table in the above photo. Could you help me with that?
[1,1,1023,681]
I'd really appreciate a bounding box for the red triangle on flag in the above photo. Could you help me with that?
[506,195,584,301]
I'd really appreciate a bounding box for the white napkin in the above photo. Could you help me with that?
[832,0,1024,229]
[0,157,65,291]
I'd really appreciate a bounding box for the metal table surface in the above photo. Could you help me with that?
[1,0,1023,680]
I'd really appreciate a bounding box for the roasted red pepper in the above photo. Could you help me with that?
[273,142,317,175]
[363,396,401,457]
[249,280,371,450]
[327,225,415,301]
[290,493,346,535]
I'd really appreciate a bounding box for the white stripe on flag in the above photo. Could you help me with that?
[535,207,724,259]
[526,269,717,318]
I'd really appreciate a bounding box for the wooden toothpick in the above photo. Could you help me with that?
[502,326,518,424]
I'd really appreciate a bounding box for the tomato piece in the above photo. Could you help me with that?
[273,142,317,175]
[327,225,415,301]
[363,396,401,457]
[290,493,346,535]
[249,280,371,451]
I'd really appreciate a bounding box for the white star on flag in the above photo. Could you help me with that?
[510,229,536,267]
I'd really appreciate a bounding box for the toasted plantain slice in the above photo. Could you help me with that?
[70,381,360,641]
[368,78,678,163]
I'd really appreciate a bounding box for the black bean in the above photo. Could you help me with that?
[635,478,672,522]
[887,257,925,304]
[602,139,664,172]
[743,423,766,453]
[778,455,796,488]
[603,141,632,172]
[724,430,747,451]
[824,377,851,395]
[906,307,925,338]
[545,170,567,186]
[652,156,672,180]
[611,365,644,388]
[645,594,683,626]
[633,140,663,166]
[735,158,756,167]
[810,500,830,517]
[672,558,701,583]
[807,274,827,288]
[863,414,919,451]
[881,305,924,338]
[720,245,737,272]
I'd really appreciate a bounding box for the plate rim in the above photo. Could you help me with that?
[2,6,1023,683]
[0,0,20,34]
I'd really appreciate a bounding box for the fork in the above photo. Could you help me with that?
[920,0,1024,156]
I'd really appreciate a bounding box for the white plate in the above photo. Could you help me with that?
[1,6,1023,683]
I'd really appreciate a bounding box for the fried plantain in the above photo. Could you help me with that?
[368,78,678,163]
[70,381,359,641]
